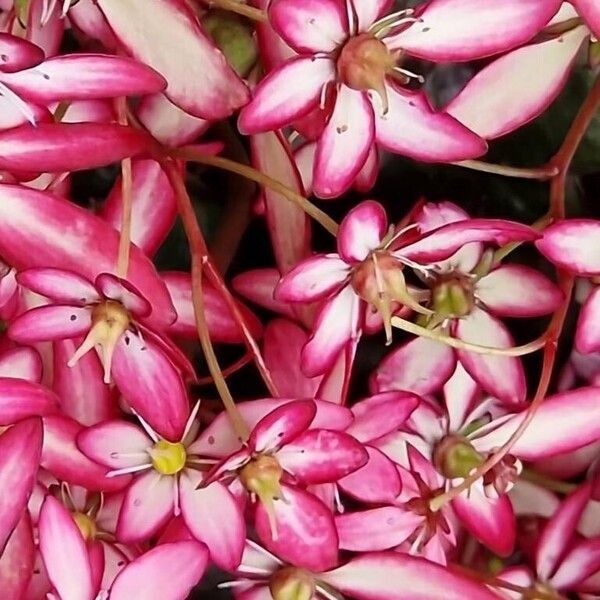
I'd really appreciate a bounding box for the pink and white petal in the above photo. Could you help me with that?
[0,418,42,553]
[302,286,361,377]
[452,492,516,556]
[536,219,600,276]
[136,93,210,147]
[476,264,562,317]
[399,219,539,263]
[374,84,487,162]
[576,286,600,354]
[532,440,600,480]
[0,346,41,382]
[313,87,375,199]
[16,267,99,305]
[474,388,600,460]
[347,391,420,442]
[238,57,334,134]
[385,0,562,61]
[444,362,480,433]
[0,33,44,73]
[277,429,368,483]
[203,447,252,485]
[254,484,339,572]
[353,144,379,193]
[109,541,208,600]
[371,335,456,396]
[536,482,592,580]
[38,496,94,600]
[95,273,151,316]
[179,473,245,571]
[251,130,311,275]
[232,268,298,318]
[101,159,176,257]
[572,0,600,37]
[446,27,588,140]
[551,536,600,590]
[496,566,535,600]
[337,200,388,263]
[190,398,353,457]
[112,332,189,442]
[8,305,91,343]
[68,0,118,50]
[320,552,500,600]
[0,511,35,600]
[338,445,402,503]
[336,506,421,552]
[250,399,316,452]
[509,481,559,520]
[116,471,174,542]
[316,336,357,405]
[97,0,249,119]
[0,378,58,425]
[275,254,349,302]
[41,415,131,493]
[25,0,64,58]
[0,54,166,103]
[77,421,151,470]
[0,89,49,130]
[454,308,526,405]
[269,0,348,53]
[353,0,393,31]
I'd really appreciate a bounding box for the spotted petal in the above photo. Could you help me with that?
[8,305,92,343]
[16,268,99,305]
[0,33,44,73]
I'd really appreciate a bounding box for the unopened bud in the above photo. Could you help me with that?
[269,567,315,600]
[434,435,483,479]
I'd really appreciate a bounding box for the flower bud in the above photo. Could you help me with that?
[269,567,315,600]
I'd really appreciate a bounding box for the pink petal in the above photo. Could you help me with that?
[0,54,166,103]
[338,445,402,503]
[347,391,420,442]
[269,0,348,53]
[109,541,208,600]
[250,399,316,452]
[455,308,526,405]
[0,122,156,173]
[232,268,298,318]
[302,286,361,377]
[25,0,64,57]
[38,496,94,600]
[536,219,600,276]
[0,347,41,383]
[386,0,562,61]
[238,57,334,134]
[275,254,349,302]
[17,267,99,305]
[77,421,151,470]
[101,159,176,257]
[0,33,44,73]
[476,264,562,317]
[443,362,480,433]
[278,429,368,483]
[8,305,91,343]
[371,335,456,396]
[0,418,42,552]
[254,484,339,572]
[352,0,394,30]
[116,470,174,542]
[97,0,249,119]
[112,332,189,442]
[374,84,487,162]
[536,482,592,580]
[190,398,353,457]
[399,219,539,263]
[250,130,311,274]
[0,378,58,425]
[68,0,118,50]
[452,492,515,556]
[313,87,375,199]
[0,511,35,600]
[572,0,600,36]
[337,200,388,263]
[320,552,500,600]
[0,94,50,131]
[179,473,245,571]
[446,27,588,139]
[336,506,421,552]
[0,184,176,329]
[576,286,600,354]
[53,338,120,426]
[95,273,151,316]
[41,415,131,492]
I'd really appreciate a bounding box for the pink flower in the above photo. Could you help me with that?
[277,200,540,377]
[77,402,246,571]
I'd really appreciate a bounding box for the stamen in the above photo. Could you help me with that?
[218,579,257,589]
[372,16,421,39]
[173,476,181,516]
[132,410,160,443]
[392,66,425,83]
[41,0,58,26]
[346,0,357,36]
[182,399,202,442]
[61,0,73,18]
[0,82,37,126]
[106,463,153,478]
[319,80,331,110]
[315,584,343,600]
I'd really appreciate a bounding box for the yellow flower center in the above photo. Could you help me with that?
[269,567,315,600]
[150,440,187,475]
[72,512,97,541]
[431,275,475,320]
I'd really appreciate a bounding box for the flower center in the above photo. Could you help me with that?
[150,440,187,475]
[269,567,315,600]
[406,473,450,545]
[337,33,396,113]
[434,435,484,480]
[72,511,97,541]
[68,299,131,383]
[482,453,522,497]
[431,275,475,320]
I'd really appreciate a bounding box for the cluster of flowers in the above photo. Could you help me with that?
[0,0,598,599]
